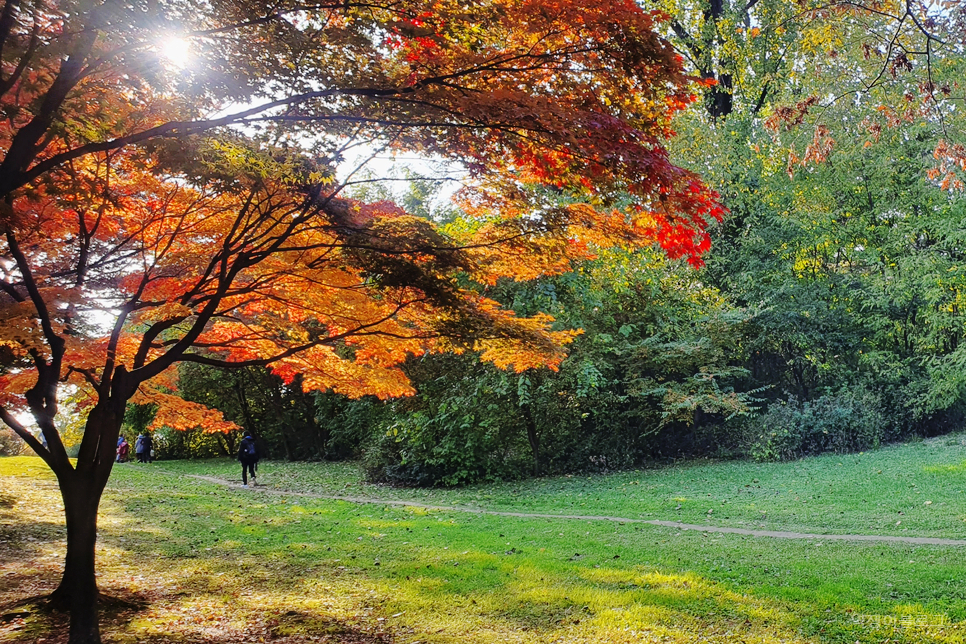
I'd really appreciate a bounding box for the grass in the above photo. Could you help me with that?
[0,435,965,643]
[161,433,966,538]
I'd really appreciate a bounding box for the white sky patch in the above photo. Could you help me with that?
[338,149,468,216]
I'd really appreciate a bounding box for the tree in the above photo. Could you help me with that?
[655,1,956,124]
[365,246,759,485]
[0,1,722,642]
[639,0,966,461]
[174,362,325,460]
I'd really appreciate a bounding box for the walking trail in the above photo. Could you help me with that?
[188,474,966,547]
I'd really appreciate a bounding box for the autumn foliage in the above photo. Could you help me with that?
[0,0,723,435]
[0,1,723,642]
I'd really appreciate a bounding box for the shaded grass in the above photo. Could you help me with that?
[1,436,966,642]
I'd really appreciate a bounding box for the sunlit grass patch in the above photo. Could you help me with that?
[924,460,966,474]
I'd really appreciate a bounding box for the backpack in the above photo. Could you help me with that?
[239,439,256,460]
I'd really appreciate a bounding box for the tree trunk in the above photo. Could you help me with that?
[235,375,257,434]
[270,379,294,461]
[51,476,105,644]
[522,405,541,476]
[46,402,123,644]
[706,73,734,119]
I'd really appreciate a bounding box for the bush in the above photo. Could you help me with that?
[152,426,231,459]
[364,406,532,487]
[318,395,383,460]
[660,414,760,459]
[748,388,890,461]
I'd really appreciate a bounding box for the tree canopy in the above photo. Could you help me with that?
[0,1,722,642]
[7,2,965,643]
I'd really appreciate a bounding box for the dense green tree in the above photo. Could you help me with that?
[671,55,966,440]
[168,362,374,461]
[365,247,760,485]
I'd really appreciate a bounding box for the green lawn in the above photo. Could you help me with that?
[161,432,966,538]
[1,435,966,643]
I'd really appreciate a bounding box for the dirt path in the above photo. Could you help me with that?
[187,474,966,546]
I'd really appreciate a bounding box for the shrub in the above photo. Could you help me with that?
[152,426,230,459]
[749,388,889,461]
[364,406,531,487]
[319,395,383,460]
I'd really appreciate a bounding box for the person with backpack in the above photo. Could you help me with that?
[238,431,260,487]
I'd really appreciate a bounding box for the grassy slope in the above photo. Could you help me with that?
[0,436,965,643]
[163,433,966,538]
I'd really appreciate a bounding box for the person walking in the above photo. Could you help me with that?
[238,431,260,487]
[134,432,152,463]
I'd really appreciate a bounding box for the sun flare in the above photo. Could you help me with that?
[159,37,191,69]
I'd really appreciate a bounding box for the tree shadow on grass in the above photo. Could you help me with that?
[1,466,958,644]
[0,572,150,644]
[0,587,396,644]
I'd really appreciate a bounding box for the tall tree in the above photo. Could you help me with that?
[365,245,758,486]
[656,1,955,123]
[0,1,722,642]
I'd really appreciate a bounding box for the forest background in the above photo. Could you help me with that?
[5,0,966,488]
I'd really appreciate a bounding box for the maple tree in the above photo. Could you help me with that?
[0,1,723,642]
